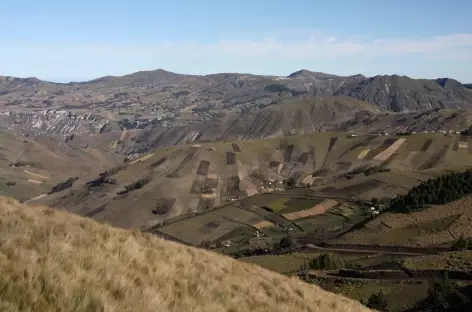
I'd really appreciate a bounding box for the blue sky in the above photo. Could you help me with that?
[1,0,472,82]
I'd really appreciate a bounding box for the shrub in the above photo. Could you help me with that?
[49,177,79,194]
[279,236,293,249]
[427,272,458,309]
[264,84,290,93]
[451,235,470,251]
[118,178,151,195]
[367,291,388,311]
[308,253,345,270]
[125,178,150,192]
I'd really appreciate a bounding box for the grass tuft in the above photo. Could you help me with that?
[0,197,372,312]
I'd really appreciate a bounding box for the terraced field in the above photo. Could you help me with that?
[333,196,472,248]
[0,130,123,202]
[22,132,472,232]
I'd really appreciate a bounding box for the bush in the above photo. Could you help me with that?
[261,206,274,213]
[5,181,16,186]
[428,272,458,309]
[264,84,290,93]
[118,178,151,195]
[367,291,388,311]
[125,178,150,191]
[308,253,345,270]
[279,236,293,249]
[49,177,79,194]
[452,235,470,251]
[342,165,390,178]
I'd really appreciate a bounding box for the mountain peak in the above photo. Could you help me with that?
[287,69,341,79]
[436,77,463,89]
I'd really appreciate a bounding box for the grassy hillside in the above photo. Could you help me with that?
[0,197,372,312]
[333,196,472,248]
[0,130,122,201]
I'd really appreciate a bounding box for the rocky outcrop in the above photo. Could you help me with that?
[0,110,107,135]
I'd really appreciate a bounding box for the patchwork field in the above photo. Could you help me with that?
[0,130,123,202]
[20,131,472,232]
[333,196,472,248]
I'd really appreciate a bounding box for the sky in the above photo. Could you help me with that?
[1,0,472,83]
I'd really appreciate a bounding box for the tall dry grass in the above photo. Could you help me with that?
[0,197,373,312]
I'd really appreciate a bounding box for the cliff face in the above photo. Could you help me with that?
[0,110,108,135]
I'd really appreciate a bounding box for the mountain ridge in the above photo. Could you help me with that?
[2,68,470,85]
[1,68,472,134]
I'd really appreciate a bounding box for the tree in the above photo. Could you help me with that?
[428,272,457,309]
[452,235,469,251]
[308,253,345,270]
[371,197,380,207]
[367,291,388,311]
[279,235,293,249]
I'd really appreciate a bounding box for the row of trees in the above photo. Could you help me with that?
[389,169,472,212]
[48,176,79,194]
[343,165,391,179]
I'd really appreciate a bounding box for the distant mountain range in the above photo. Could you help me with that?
[1,69,472,135]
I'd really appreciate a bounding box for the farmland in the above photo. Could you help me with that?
[333,196,472,248]
[22,131,472,235]
[3,126,472,311]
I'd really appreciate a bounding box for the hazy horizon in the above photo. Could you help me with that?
[1,0,471,83]
[3,68,471,85]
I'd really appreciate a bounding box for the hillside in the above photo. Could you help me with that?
[334,75,472,112]
[124,96,379,152]
[332,196,472,249]
[0,130,122,201]
[0,196,372,312]
[28,131,472,232]
[1,69,472,135]
[125,106,472,153]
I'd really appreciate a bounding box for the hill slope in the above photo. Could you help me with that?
[0,197,372,312]
[0,130,122,201]
[125,96,379,152]
[32,131,472,231]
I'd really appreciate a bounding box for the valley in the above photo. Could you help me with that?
[2,69,472,312]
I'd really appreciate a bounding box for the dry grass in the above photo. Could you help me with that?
[356,149,370,160]
[254,220,275,229]
[402,251,472,271]
[373,138,406,161]
[335,197,472,247]
[0,197,372,312]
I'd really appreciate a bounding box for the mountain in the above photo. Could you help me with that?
[123,96,380,153]
[0,196,372,312]
[334,75,472,112]
[121,104,472,155]
[1,69,472,135]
